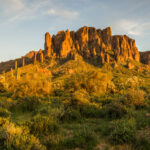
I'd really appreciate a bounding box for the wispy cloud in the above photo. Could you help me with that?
[0,0,79,25]
[47,8,79,19]
[112,19,150,36]
[0,0,24,13]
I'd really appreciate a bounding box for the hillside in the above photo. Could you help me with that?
[0,26,150,150]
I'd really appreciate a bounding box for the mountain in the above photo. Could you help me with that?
[0,26,150,73]
[44,26,140,63]
[0,26,150,150]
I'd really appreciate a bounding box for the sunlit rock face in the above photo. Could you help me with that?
[45,26,140,63]
[44,32,53,57]
[140,51,150,66]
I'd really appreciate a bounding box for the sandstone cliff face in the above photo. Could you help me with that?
[44,26,140,63]
[44,32,53,57]
[140,51,150,66]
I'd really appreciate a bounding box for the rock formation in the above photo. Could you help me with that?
[44,32,53,57]
[0,26,145,74]
[44,26,140,64]
[140,51,150,66]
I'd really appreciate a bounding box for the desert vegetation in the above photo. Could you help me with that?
[0,55,150,150]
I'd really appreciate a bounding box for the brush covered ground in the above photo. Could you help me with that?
[0,57,150,150]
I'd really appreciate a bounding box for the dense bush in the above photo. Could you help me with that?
[101,102,128,119]
[60,108,82,123]
[34,104,65,120]
[63,127,98,150]
[8,71,52,98]
[0,117,45,150]
[63,89,89,106]
[110,119,137,144]
[17,96,41,112]
[80,104,102,118]
[0,107,11,117]
[65,70,112,95]
[0,96,16,109]
[125,88,146,108]
[134,134,150,150]
[29,115,59,137]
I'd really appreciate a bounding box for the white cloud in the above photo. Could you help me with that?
[0,0,79,25]
[112,19,150,36]
[0,0,24,13]
[47,8,79,19]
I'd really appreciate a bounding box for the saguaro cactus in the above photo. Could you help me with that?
[34,52,37,65]
[22,57,25,67]
[16,68,20,80]
[15,61,18,71]
[11,68,14,78]
[39,49,44,63]
[14,61,20,80]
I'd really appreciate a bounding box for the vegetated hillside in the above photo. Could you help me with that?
[0,26,150,150]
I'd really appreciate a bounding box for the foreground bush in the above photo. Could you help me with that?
[80,104,102,118]
[102,102,128,119]
[65,70,112,95]
[16,96,41,112]
[0,117,45,150]
[125,88,146,108]
[63,127,98,150]
[60,108,82,123]
[134,134,150,150]
[29,115,59,137]
[110,119,136,144]
[0,107,11,117]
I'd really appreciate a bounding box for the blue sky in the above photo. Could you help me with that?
[0,0,150,62]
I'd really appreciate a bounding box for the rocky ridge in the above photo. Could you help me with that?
[44,26,140,64]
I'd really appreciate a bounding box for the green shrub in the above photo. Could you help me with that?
[34,104,65,120]
[102,102,128,119]
[80,104,102,118]
[134,111,150,130]
[65,70,112,95]
[0,97,16,110]
[29,115,59,137]
[110,119,137,144]
[63,127,98,150]
[0,107,11,117]
[125,88,146,108]
[134,134,150,150]
[60,108,82,123]
[17,96,41,112]
[42,134,64,150]
[0,117,45,150]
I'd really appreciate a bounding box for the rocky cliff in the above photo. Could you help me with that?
[45,26,140,63]
[140,51,150,66]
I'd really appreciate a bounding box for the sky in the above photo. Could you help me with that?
[0,0,150,62]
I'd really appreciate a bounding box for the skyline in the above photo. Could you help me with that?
[0,0,150,62]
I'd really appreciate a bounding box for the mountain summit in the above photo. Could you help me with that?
[44,26,140,63]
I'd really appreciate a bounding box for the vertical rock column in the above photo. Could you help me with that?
[44,32,52,57]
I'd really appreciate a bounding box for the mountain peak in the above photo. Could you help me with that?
[44,26,140,63]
